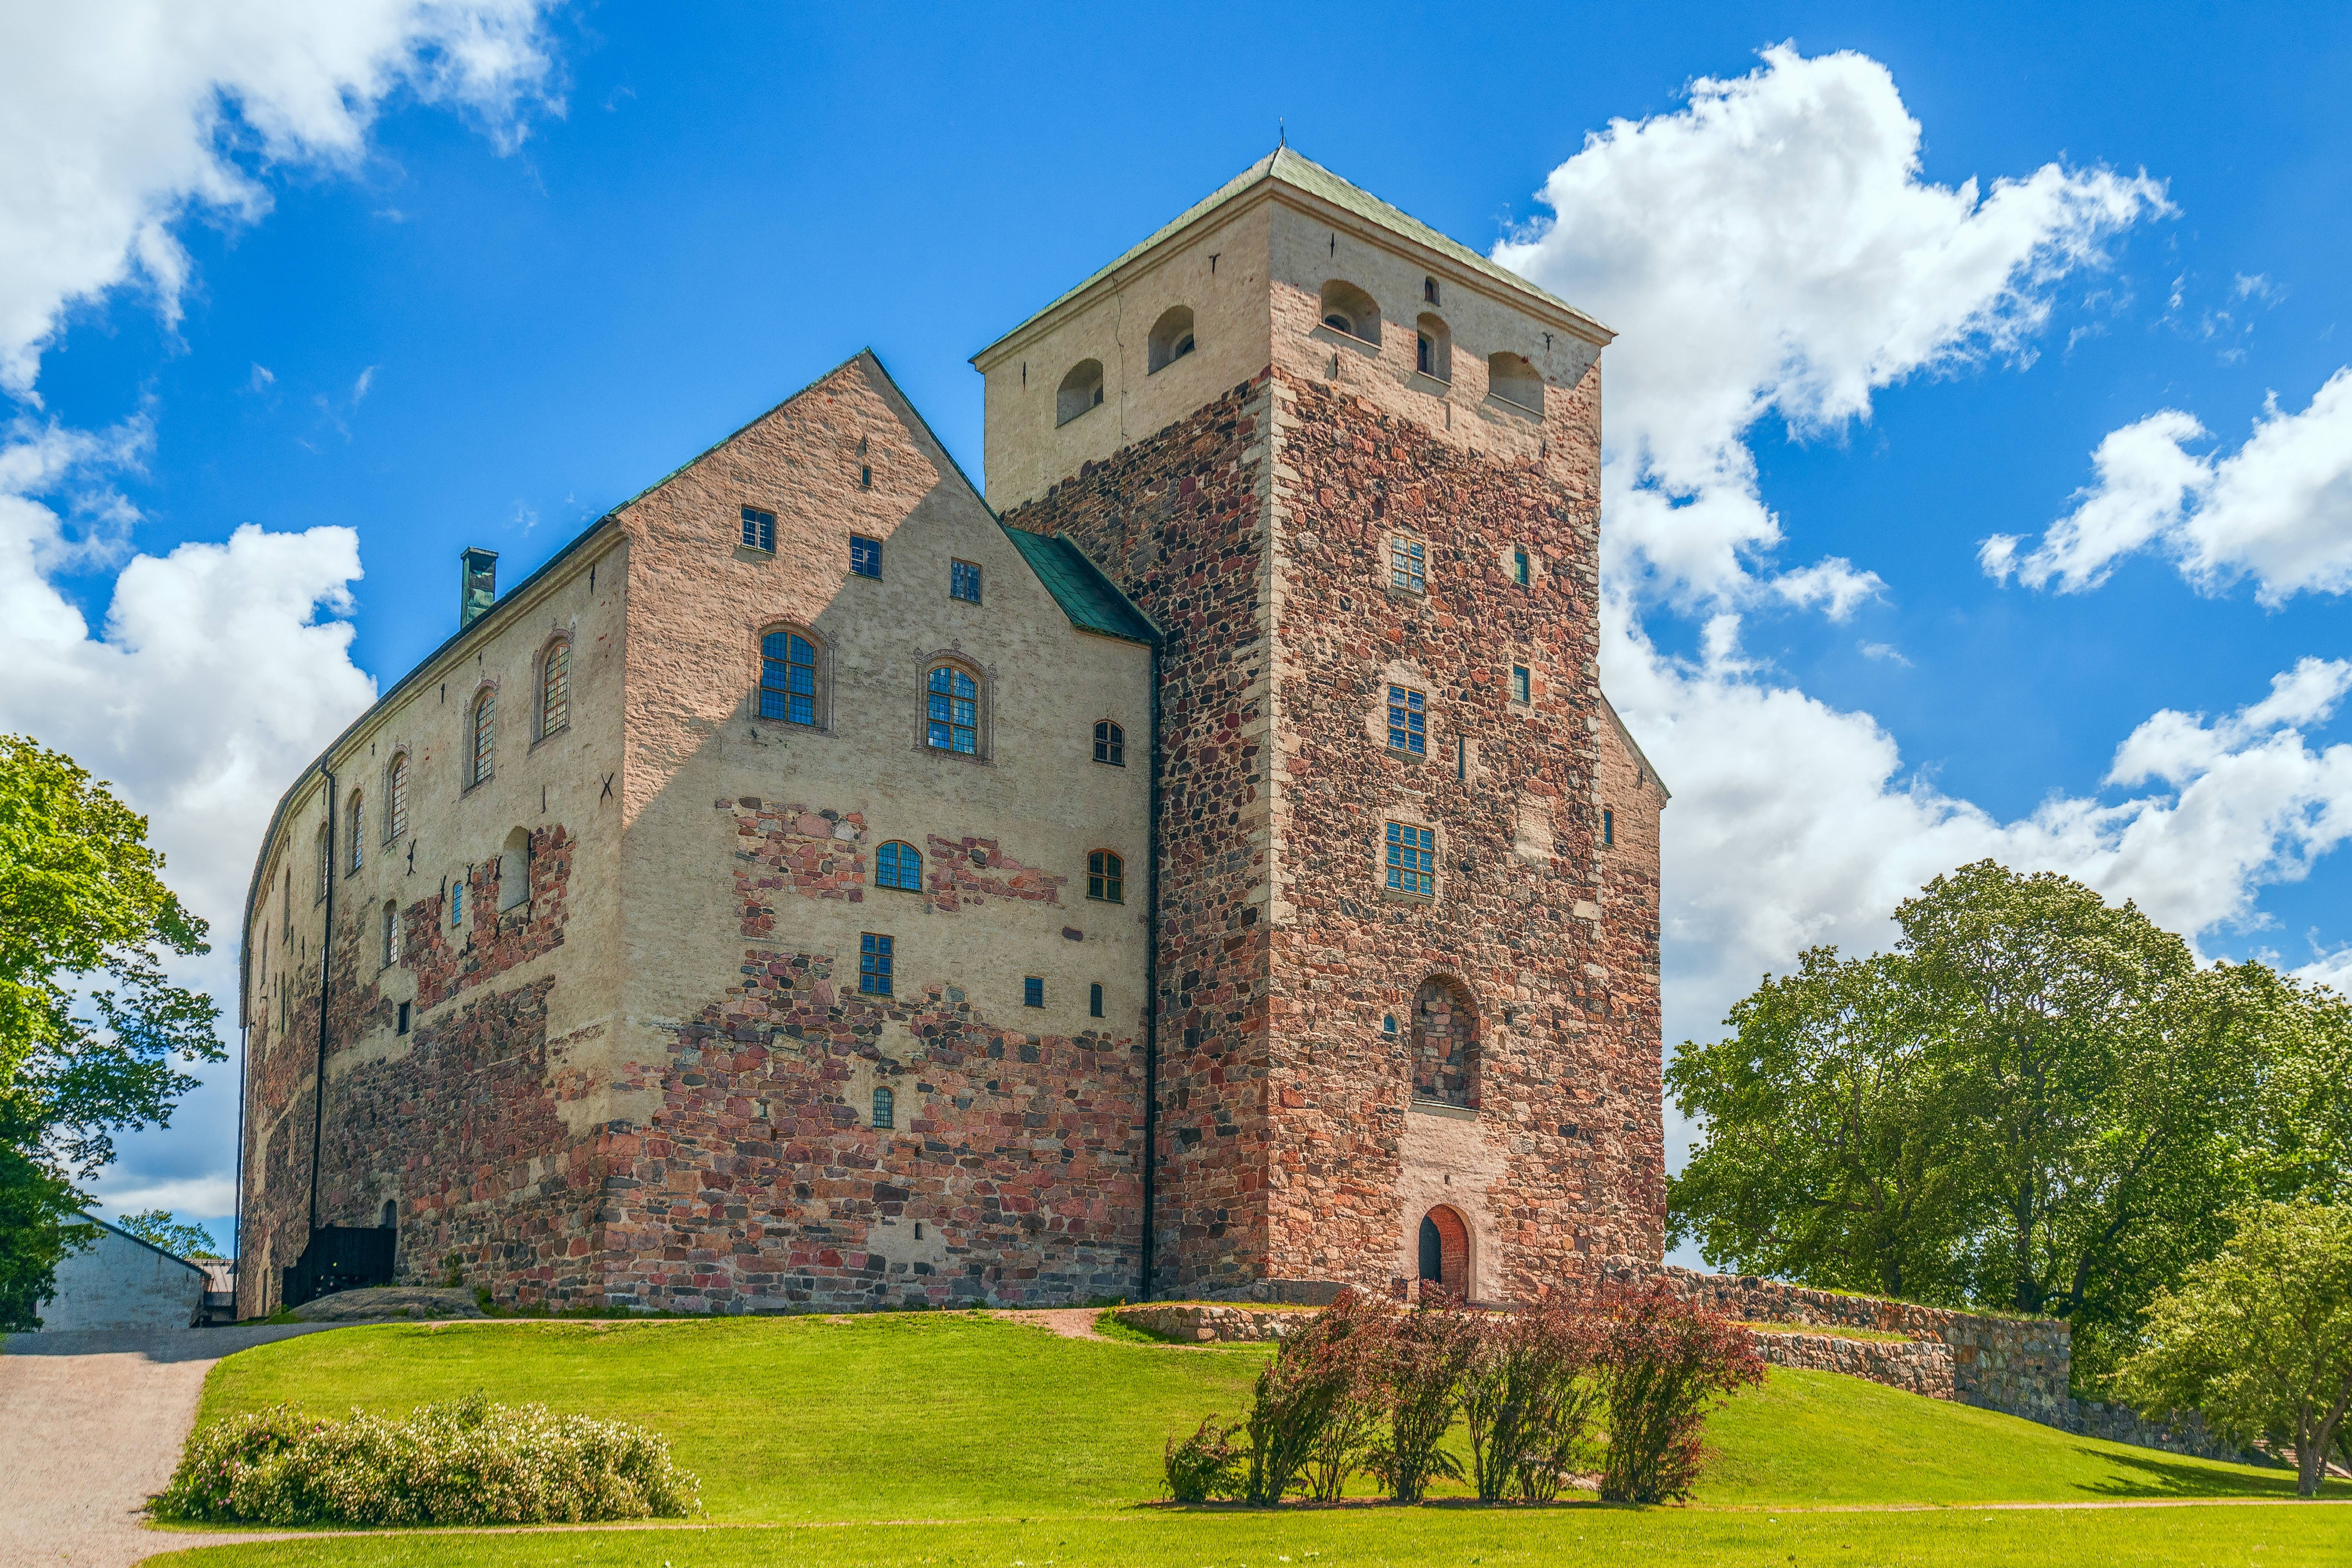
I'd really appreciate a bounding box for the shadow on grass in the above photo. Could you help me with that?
[2077,1446,2309,1499]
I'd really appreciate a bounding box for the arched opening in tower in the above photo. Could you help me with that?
[1417,1204,1469,1302]
[1411,977,1478,1108]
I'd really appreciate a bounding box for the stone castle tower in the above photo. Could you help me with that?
[978,149,1666,1298]
[234,150,1664,1317]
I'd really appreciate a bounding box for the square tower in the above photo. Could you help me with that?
[976,150,1668,1302]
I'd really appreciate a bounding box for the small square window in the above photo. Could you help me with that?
[1385,821,1436,897]
[1512,665,1531,705]
[850,534,883,578]
[860,932,894,996]
[741,506,776,552]
[1388,686,1426,755]
[1423,277,1440,304]
[951,559,982,603]
[1513,548,1531,586]
[1390,538,1425,594]
[1023,975,1045,1008]
[1089,982,1104,1018]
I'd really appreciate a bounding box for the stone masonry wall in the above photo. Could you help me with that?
[1003,373,1280,1294]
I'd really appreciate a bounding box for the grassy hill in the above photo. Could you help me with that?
[146,1312,2352,1567]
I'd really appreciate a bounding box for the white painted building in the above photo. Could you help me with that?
[33,1216,210,1332]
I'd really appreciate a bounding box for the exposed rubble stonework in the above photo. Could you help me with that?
[238,148,1668,1319]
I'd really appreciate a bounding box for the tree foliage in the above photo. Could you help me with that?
[2115,1201,2352,1497]
[117,1207,225,1259]
[0,734,221,1328]
[1670,860,2343,1379]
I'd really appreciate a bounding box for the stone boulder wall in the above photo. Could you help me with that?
[1749,1329,1955,1401]
[1117,1304,1315,1342]
[288,1286,485,1323]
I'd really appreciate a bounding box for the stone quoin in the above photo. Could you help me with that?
[235,149,1668,1317]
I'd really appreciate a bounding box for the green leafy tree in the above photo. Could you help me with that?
[1668,947,1972,1301]
[1672,861,2280,1379]
[116,1208,224,1260]
[2116,1200,2352,1497]
[0,735,221,1329]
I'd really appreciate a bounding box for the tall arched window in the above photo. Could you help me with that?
[876,840,922,891]
[316,825,330,901]
[347,791,364,873]
[1147,306,1196,373]
[760,630,819,725]
[1087,850,1124,903]
[469,689,496,786]
[381,899,399,969]
[1056,360,1105,426]
[1093,720,1125,766]
[541,640,570,738]
[925,664,978,755]
[386,754,409,842]
[1415,313,1452,381]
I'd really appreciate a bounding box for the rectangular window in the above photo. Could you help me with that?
[1389,538,1425,594]
[1385,821,1436,897]
[396,1001,411,1036]
[1424,276,1441,304]
[860,932,894,996]
[850,534,883,578]
[741,506,776,552]
[450,878,464,927]
[1388,686,1426,755]
[1023,976,1045,1008]
[1512,665,1531,704]
[1513,548,1531,586]
[1089,982,1104,1018]
[1603,809,1615,847]
[950,559,982,603]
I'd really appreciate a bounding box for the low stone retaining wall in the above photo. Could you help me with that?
[1117,1304,1315,1342]
[1750,1329,1955,1401]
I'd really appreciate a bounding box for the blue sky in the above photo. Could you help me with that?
[6,2,2351,1254]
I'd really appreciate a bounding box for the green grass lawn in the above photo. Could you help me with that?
[145,1312,2352,1567]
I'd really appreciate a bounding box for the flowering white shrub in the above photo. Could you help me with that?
[154,1393,700,1525]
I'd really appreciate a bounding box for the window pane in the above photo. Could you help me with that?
[1023,976,1043,1008]
[860,932,894,995]
[1388,687,1426,754]
[761,631,819,726]
[951,560,982,602]
[850,535,882,577]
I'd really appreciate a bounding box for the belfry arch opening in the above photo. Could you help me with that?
[1417,1204,1469,1302]
[1410,976,1478,1108]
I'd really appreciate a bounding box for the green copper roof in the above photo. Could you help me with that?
[1001,526,1159,646]
[980,147,1598,356]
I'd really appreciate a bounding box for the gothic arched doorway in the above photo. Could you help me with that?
[1416,1204,1469,1302]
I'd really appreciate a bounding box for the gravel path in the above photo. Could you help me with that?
[0,1325,337,1568]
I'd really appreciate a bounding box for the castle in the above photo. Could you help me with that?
[234,150,1668,1317]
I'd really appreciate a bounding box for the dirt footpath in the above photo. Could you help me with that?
[0,1325,334,1568]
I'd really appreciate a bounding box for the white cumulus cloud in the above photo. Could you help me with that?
[1985,369,2352,603]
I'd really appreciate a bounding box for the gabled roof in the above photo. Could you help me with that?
[1000,526,1159,646]
[979,147,1611,358]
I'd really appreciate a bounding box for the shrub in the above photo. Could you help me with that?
[1162,1416,1243,1502]
[1462,1301,1601,1502]
[1594,1284,1763,1504]
[153,1393,700,1525]
[1366,1304,1480,1504]
[1299,1293,1394,1502]
[1243,1288,1388,1504]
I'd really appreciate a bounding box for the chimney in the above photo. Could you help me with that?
[459,548,498,630]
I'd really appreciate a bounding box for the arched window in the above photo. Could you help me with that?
[876,840,923,891]
[1415,313,1452,381]
[1094,720,1125,766]
[381,900,399,969]
[1488,352,1544,414]
[316,826,330,901]
[1411,977,1478,1109]
[541,639,570,738]
[386,754,409,842]
[347,791,364,873]
[872,1085,895,1130]
[1147,306,1196,373]
[450,875,466,928]
[925,663,979,755]
[499,827,530,912]
[1318,281,1381,345]
[1056,359,1105,426]
[1087,850,1124,903]
[760,629,820,726]
[381,1199,398,1230]
[468,688,495,786]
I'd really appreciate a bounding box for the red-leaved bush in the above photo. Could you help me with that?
[1593,1283,1764,1503]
